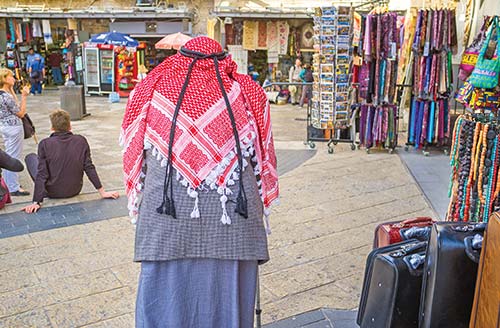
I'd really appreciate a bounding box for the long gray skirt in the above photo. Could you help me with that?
[136,259,258,328]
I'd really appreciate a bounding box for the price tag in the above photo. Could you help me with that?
[423,42,430,57]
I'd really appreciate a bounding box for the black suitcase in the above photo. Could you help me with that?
[358,239,418,325]
[419,222,486,328]
[358,239,427,327]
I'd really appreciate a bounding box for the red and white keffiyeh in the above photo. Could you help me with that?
[121,37,279,225]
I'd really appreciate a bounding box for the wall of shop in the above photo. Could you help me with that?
[1,0,212,36]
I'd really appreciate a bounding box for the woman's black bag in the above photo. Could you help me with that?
[22,113,35,139]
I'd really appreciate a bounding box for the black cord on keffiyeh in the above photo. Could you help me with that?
[156,47,249,219]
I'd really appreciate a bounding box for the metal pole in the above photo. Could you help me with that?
[255,267,262,328]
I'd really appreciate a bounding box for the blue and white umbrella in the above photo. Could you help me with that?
[90,31,139,47]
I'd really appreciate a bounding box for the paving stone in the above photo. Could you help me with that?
[45,269,124,303]
[322,309,357,321]
[0,285,57,318]
[263,309,326,328]
[109,263,140,287]
[44,287,135,328]
[0,226,29,238]
[0,267,39,293]
[261,283,356,324]
[0,234,33,255]
[0,308,52,328]
[0,198,128,239]
[303,320,334,328]
[81,313,134,328]
[332,320,359,328]
[261,263,329,298]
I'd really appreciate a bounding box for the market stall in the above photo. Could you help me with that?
[83,31,141,97]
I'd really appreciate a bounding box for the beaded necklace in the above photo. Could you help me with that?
[485,133,499,222]
[477,124,489,204]
[473,123,482,185]
[483,129,497,222]
[448,117,462,198]
[464,121,480,221]
[459,121,473,220]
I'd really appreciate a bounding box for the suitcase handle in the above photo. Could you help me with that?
[464,234,483,263]
[393,217,435,228]
[400,226,432,241]
[452,222,487,232]
[403,252,426,275]
[389,241,427,258]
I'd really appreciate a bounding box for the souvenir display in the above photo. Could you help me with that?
[407,98,451,149]
[448,115,500,222]
[353,11,400,152]
[456,15,500,112]
[405,8,457,152]
[307,6,356,153]
[311,6,352,130]
[358,103,398,150]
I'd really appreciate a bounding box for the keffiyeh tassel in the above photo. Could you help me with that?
[220,189,231,225]
[188,188,200,219]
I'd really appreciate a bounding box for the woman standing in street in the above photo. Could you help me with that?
[122,36,279,328]
[0,68,30,196]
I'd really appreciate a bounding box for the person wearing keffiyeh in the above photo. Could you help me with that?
[121,36,279,327]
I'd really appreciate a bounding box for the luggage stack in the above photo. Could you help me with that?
[358,215,499,328]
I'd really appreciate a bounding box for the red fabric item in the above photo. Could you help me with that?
[0,177,11,210]
[121,36,279,217]
[374,217,435,248]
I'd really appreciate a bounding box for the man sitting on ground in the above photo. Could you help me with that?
[22,109,118,213]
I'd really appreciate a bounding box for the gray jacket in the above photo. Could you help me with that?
[134,149,269,263]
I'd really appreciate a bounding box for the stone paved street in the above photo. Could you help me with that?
[0,90,436,327]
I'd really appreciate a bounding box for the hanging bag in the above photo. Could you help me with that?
[21,113,35,139]
[468,17,500,89]
[459,16,492,81]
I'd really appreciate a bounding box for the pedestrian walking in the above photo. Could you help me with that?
[0,68,30,196]
[121,36,279,328]
[26,48,45,95]
[299,64,313,108]
[47,51,64,85]
[288,58,302,105]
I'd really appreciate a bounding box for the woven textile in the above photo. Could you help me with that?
[134,149,269,262]
[243,21,257,50]
[136,259,258,328]
[121,37,279,221]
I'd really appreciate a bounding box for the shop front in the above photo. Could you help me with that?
[210,9,314,85]
[0,6,193,88]
[110,20,191,70]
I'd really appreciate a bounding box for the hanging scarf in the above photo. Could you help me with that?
[14,20,23,43]
[8,19,15,43]
[42,20,53,44]
[121,37,279,221]
[32,20,42,38]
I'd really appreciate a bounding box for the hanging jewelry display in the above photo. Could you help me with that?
[448,114,500,222]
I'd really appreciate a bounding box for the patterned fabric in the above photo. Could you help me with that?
[0,91,21,127]
[135,150,269,262]
[243,21,257,50]
[121,37,279,223]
